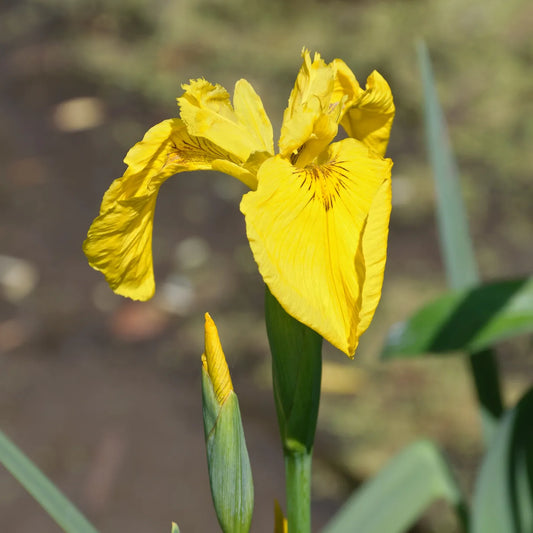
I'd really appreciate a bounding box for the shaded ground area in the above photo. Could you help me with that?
[1,1,532,532]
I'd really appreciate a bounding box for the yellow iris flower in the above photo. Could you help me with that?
[83,49,394,357]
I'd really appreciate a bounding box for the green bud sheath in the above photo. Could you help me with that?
[201,314,254,533]
[265,286,323,453]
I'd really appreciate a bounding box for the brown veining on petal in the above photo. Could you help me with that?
[295,159,349,211]
[167,134,242,168]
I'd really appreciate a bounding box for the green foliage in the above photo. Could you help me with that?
[0,429,99,533]
[342,42,533,533]
[417,40,504,443]
[323,441,468,533]
[383,277,533,357]
[472,387,533,533]
[417,41,478,291]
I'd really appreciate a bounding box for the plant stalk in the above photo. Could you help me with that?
[285,451,312,533]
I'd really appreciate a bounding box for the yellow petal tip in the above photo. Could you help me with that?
[203,313,233,404]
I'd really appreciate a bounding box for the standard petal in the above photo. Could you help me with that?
[233,79,274,155]
[331,58,363,116]
[178,79,273,163]
[279,49,337,161]
[341,71,395,157]
[84,118,257,300]
[241,139,392,356]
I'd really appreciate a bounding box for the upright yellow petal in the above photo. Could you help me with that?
[178,79,273,163]
[331,58,363,116]
[241,139,392,356]
[83,118,257,300]
[279,49,337,161]
[233,79,274,155]
[341,71,395,157]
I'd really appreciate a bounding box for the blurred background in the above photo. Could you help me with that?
[1,0,532,531]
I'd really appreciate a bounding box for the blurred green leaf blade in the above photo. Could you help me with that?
[472,386,533,533]
[322,440,468,533]
[418,40,479,290]
[0,429,99,533]
[382,277,533,358]
[418,41,504,443]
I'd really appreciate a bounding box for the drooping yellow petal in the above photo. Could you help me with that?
[279,49,338,162]
[241,138,392,356]
[356,175,392,336]
[341,70,395,157]
[178,78,273,164]
[202,313,233,405]
[83,118,257,300]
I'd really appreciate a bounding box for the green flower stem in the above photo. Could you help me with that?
[264,287,322,533]
[285,451,312,533]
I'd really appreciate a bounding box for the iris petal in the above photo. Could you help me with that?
[279,49,337,160]
[341,71,395,157]
[356,176,392,336]
[83,118,256,300]
[178,79,273,163]
[241,138,392,356]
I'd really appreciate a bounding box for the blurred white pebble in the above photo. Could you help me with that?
[155,274,195,315]
[0,255,38,302]
[174,237,210,270]
[53,97,105,132]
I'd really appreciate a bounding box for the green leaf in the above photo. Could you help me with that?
[418,40,478,290]
[0,429,99,533]
[382,277,533,358]
[472,386,533,533]
[417,41,504,444]
[171,522,180,533]
[322,440,468,533]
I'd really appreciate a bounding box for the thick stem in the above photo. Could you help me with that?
[285,451,312,533]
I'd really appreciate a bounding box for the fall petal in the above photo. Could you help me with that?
[241,139,392,356]
[356,175,392,336]
[84,118,256,300]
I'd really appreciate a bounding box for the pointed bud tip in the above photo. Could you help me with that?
[203,312,233,404]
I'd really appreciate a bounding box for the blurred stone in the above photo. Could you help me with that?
[8,157,48,185]
[110,301,168,342]
[154,275,195,316]
[52,97,105,132]
[174,237,210,270]
[0,255,39,302]
[0,318,33,352]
